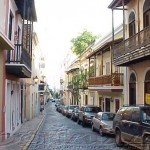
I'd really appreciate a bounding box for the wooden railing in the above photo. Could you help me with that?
[67,82,73,90]
[113,26,150,61]
[6,44,31,69]
[88,73,124,86]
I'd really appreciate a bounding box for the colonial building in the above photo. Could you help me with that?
[87,25,124,112]
[108,0,150,105]
[0,0,14,140]
[2,0,37,138]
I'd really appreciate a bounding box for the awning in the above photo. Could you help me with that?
[0,31,14,50]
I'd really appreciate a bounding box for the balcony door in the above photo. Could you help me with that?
[143,0,150,28]
[129,73,136,105]
[105,98,110,112]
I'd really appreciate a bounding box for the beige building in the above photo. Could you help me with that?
[87,25,124,113]
[109,0,150,105]
[64,45,94,106]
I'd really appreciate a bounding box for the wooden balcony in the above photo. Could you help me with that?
[67,82,73,90]
[88,73,124,86]
[6,44,32,78]
[113,26,150,66]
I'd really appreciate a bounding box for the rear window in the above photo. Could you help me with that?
[102,113,115,121]
[85,107,101,113]
[70,106,79,110]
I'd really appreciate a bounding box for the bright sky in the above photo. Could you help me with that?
[34,0,122,89]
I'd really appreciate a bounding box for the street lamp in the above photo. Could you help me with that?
[33,76,38,84]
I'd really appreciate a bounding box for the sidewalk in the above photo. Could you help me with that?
[0,113,45,150]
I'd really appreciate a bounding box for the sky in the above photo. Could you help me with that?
[34,0,122,89]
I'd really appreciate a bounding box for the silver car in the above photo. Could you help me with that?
[92,112,115,136]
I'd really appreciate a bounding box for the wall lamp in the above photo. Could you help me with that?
[33,76,39,84]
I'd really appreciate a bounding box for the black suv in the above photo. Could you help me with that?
[113,105,150,150]
[78,105,102,127]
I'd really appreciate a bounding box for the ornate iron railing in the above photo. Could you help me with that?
[88,73,124,86]
[6,44,31,69]
[113,26,150,61]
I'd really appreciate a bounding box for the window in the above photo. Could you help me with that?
[122,108,132,121]
[106,62,110,75]
[129,11,136,37]
[143,0,150,28]
[8,11,13,40]
[131,108,140,122]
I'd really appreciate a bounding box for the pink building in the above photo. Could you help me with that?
[0,0,37,139]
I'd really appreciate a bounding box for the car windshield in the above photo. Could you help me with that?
[69,106,79,110]
[102,113,115,121]
[85,107,101,113]
[141,107,150,123]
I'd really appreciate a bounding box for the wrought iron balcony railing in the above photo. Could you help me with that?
[88,73,124,86]
[6,44,31,69]
[113,26,150,65]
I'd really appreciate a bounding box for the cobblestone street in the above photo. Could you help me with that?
[29,102,130,150]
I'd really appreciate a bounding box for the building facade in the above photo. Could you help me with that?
[109,0,150,106]
[0,0,37,139]
[87,25,124,113]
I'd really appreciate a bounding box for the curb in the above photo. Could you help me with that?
[22,114,45,150]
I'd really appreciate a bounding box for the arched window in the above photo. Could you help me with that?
[129,11,136,37]
[129,73,136,105]
[143,0,150,28]
[145,70,150,104]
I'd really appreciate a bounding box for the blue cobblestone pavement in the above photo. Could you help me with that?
[0,113,44,150]
[28,102,138,150]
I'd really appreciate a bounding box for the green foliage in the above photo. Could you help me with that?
[72,70,88,89]
[71,30,97,55]
[89,66,95,77]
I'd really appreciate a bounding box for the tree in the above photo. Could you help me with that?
[71,30,97,56]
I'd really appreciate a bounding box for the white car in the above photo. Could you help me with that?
[92,112,115,136]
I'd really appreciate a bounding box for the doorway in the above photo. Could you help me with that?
[129,73,136,105]
[105,98,110,112]
[115,99,120,112]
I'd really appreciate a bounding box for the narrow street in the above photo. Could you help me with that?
[29,102,128,150]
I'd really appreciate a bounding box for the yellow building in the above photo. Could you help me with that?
[87,25,124,113]
[109,0,150,105]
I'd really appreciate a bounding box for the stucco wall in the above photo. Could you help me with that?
[128,60,150,104]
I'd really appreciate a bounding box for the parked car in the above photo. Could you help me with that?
[92,112,115,136]
[71,107,80,121]
[113,105,150,150]
[78,105,102,127]
[56,104,64,113]
[62,105,69,116]
[66,105,79,118]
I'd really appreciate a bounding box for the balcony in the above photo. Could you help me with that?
[88,73,124,86]
[113,26,150,66]
[67,82,73,90]
[6,44,31,78]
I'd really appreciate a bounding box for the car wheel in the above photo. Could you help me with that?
[82,118,85,127]
[115,130,123,147]
[71,115,74,120]
[77,118,80,124]
[143,136,150,150]
[92,124,95,132]
[99,126,104,136]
